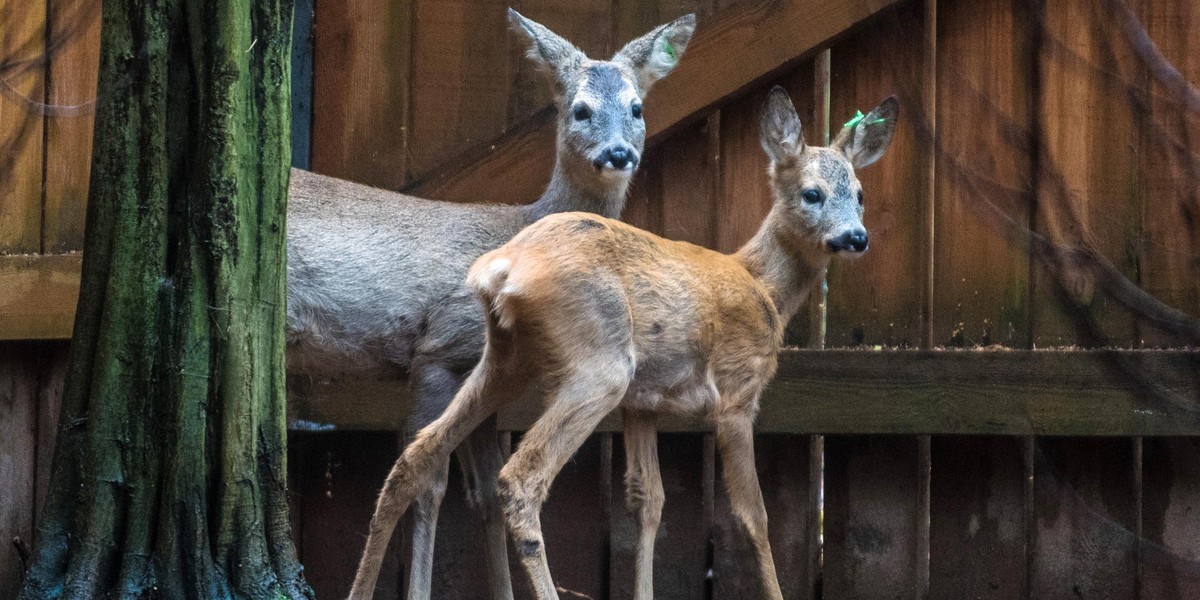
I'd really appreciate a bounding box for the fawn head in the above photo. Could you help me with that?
[508,9,695,178]
[759,86,898,256]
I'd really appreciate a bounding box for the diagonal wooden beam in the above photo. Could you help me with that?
[403,0,902,203]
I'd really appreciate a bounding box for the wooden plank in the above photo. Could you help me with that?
[1141,438,1200,598]
[0,0,47,254]
[929,436,1028,599]
[407,0,510,183]
[292,349,1200,436]
[310,0,411,189]
[0,254,81,340]
[824,435,924,598]
[290,0,314,169]
[294,431,404,600]
[1031,0,1143,347]
[934,0,1034,348]
[1135,0,1200,347]
[826,1,929,349]
[713,434,818,599]
[660,115,719,247]
[0,344,39,599]
[427,439,498,598]
[1032,438,1137,599]
[34,342,67,521]
[405,0,903,203]
[610,433,709,600]
[42,0,101,253]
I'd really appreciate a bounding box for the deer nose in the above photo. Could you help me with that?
[596,146,636,171]
[828,230,869,253]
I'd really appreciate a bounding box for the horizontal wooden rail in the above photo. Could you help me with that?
[0,254,82,340]
[288,349,1200,436]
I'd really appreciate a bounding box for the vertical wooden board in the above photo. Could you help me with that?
[824,435,924,599]
[42,0,101,253]
[1032,438,1137,599]
[929,436,1027,600]
[659,117,717,248]
[1136,0,1200,347]
[934,0,1033,348]
[407,0,510,184]
[0,0,46,254]
[34,342,67,521]
[826,2,928,349]
[623,151,664,236]
[609,433,709,600]
[310,0,411,190]
[0,344,38,598]
[428,450,497,598]
[290,0,314,170]
[1141,438,1200,598]
[716,65,815,344]
[295,432,404,600]
[507,0,611,125]
[1031,0,1143,348]
[713,434,817,600]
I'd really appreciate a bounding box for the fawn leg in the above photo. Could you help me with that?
[349,350,530,600]
[404,360,457,600]
[715,412,784,600]
[457,415,516,600]
[499,370,629,600]
[623,411,663,600]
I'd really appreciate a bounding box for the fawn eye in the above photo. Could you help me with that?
[802,189,824,205]
[631,104,643,119]
[857,191,864,206]
[573,104,592,122]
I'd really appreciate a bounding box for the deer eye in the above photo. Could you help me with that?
[857,191,864,206]
[573,104,592,122]
[631,104,643,119]
[802,189,824,205]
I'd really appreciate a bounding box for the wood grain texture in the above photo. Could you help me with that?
[404,0,902,203]
[34,342,67,522]
[0,344,38,600]
[934,0,1034,348]
[1031,438,1138,599]
[1135,0,1200,347]
[310,0,412,189]
[293,349,1200,436]
[0,254,81,340]
[1141,437,1200,598]
[929,436,1028,599]
[826,2,928,349]
[1032,0,1143,347]
[610,433,709,600]
[659,116,718,248]
[824,435,924,599]
[41,0,100,253]
[0,0,47,254]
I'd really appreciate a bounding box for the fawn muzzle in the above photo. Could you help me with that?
[826,229,869,254]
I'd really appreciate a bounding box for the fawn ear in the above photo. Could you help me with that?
[760,86,805,164]
[612,13,696,94]
[508,8,586,91]
[832,95,899,169]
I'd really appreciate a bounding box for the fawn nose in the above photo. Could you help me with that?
[828,230,869,253]
[595,146,636,171]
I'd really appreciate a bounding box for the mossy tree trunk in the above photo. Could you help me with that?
[19,0,310,598]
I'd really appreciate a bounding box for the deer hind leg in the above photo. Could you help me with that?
[715,410,784,600]
[623,411,663,600]
[499,366,631,600]
[349,348,531,600]
[404,360,458,600]
[457,415,515,600]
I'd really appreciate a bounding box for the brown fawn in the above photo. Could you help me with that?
[290,9,694,600]
[349,87,898,599]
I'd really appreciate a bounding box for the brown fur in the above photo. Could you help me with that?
[351,88,898,599]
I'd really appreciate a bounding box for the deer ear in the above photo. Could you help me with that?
[832,96,899,169]
[508,8,585,90]
[612,13,696,93]
[760,86,805,164]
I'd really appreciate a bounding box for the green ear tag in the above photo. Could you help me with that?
[663,38,678,62]
[844,110,887,129]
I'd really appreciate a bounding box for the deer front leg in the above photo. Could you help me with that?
[623,411,663,600]
[457,415,516,600]
[499,370,630,600]
[715,411,784,600]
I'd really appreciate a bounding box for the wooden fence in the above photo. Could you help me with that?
[2,0,1199,598]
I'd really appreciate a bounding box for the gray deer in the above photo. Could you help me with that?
[286,9,694,600]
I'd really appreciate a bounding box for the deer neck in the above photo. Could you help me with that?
[734,208,830,324]
[524,145,630,222]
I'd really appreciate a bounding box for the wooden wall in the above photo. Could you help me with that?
[3,0,1200,598]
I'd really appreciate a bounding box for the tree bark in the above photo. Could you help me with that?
[19,0,310,598]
